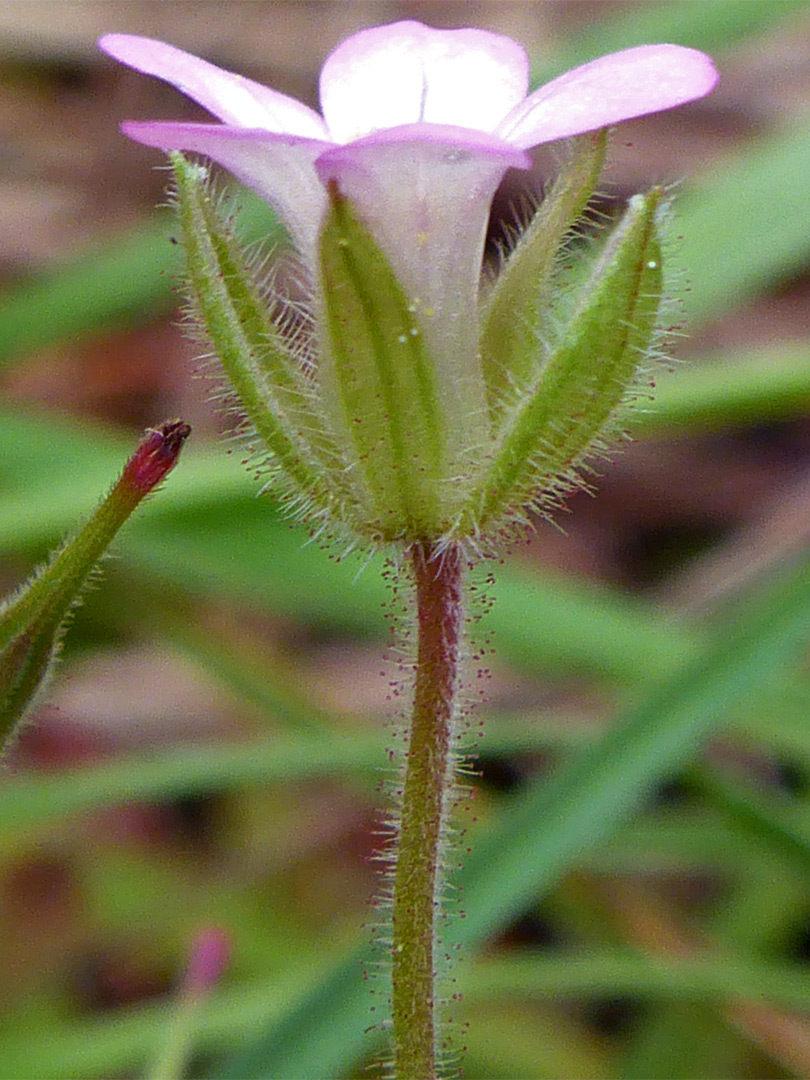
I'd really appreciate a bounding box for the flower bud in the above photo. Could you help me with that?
[0,420,189,751]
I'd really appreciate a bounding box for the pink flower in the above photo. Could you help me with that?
[100,22,716,254]
[99,22,716,434]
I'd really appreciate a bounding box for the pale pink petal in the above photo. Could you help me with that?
[121,122,331,255]
[100,34,328,138]
[320,21,530,144]
[497,44,719,149]
[315,130,530,460]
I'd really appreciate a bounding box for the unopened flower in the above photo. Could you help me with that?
[99,23,717,547]
[0,421,190,751]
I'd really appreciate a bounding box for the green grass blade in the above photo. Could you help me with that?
[678,117,810,325]
[466,951,810,1010]
[631,340,810,434]
[10,947,810,1080]
[533,0,810,82]
[688,763,810,874]
[0,716,562,853]
[0,195,283,363]
[0,214,180,362]
[451,556,810,947]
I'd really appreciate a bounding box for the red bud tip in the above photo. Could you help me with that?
[122,420,191,494]
[185,926,230,995]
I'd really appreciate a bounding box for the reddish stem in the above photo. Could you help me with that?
[391,541,463,1080]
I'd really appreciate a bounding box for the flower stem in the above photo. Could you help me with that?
[392,541,463,1080]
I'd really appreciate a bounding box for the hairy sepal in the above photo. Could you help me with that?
[466,187,664,536]
[480,131,607,421]
[170,153,349,521]
[318,183,446,543]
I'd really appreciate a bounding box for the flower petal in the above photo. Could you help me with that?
[497,44,719,149]
[121,122,331,255]
[315,128,530,477]
[319,21,530,143]
[99,34,329,138]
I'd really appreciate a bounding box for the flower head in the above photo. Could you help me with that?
[99,22,716,263]
[99,23,717,547]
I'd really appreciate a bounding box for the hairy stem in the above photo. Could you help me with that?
[392,541,463,1080]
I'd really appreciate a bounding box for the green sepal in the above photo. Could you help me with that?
[465,187,664,535]
[480,131,607,421]
[170,153,351,520]
[318,183,446,542]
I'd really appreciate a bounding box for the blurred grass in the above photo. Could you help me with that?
[222,549,810,1079]
[3,1,810,1079]
[11,948,810,1080]
[532,0,810,81]
[0,192,283,363]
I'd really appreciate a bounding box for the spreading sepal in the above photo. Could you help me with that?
[480,131,607,419]
[463,188,665,538]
